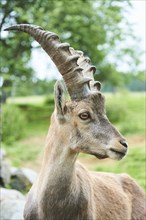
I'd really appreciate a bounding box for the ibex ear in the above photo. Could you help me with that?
[54,81,66,121]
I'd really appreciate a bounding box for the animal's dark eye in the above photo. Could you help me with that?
[79,112,90,120]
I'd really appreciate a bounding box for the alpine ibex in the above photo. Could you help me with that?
[5,24,145,220]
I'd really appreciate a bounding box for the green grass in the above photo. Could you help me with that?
[20,105,52,137]
[6,95,54,137]
[106,92,145,135]
[7,95,48,106]
[2,140,43,167]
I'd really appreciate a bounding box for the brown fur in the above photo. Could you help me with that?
[24,92,146,220]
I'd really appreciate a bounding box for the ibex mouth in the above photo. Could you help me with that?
[92,152,108,160]
[110,148,126,157]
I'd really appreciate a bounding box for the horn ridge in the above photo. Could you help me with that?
[5,24,93,100]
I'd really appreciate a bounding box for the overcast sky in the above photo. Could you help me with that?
[31,0,145,80]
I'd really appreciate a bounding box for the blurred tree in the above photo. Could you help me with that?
[0,0,144,96]
[126,70,146,91]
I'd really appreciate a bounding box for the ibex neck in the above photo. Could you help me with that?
[25,114,91,220]
[43,120,77,167]
[38,114,78,185]
[34,115,79,219]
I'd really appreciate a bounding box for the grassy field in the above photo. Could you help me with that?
[106,92,145,135]
[2,92,146,190]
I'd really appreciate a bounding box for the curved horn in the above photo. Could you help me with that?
[4,24,92,100]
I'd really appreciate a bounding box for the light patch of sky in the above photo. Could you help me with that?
[131,0,145,44]
[128,0,145,69]
[31,0,145,80]
[31,48,61,80]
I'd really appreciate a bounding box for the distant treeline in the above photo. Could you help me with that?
[102,79,146,92]
[0,78,145,103]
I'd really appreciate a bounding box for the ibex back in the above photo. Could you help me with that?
[5,24,146,220]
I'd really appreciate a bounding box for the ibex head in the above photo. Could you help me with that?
[5,24,128,160]
[54,81,128,160]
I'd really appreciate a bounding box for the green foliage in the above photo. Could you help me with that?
[106,92,145,135]
[44,95,55,106]
[127,71,146,91]
[106,93,128,123]
[31,80,56,96]
[2,104,27,144]
[119,93,145,135]
[94,147,145,190]
[16,102,53,137]
[3,141,42,167]
[1,0,143,97]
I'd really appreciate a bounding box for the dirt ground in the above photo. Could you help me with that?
[21,134,145,172]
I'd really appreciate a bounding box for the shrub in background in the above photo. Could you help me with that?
[2,105,27,144]
[106,94,128,123]
[106,92,145,135]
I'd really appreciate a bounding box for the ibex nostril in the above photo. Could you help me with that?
[120,140,128,148]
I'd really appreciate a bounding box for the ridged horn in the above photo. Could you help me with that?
[4,24,92,100]
[69,48,101,91]
[69,48,96,79]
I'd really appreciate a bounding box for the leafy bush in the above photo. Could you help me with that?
[106,92,145,135]
[44,95,55,105]
[106,94,128,123]
[2,105,27,144]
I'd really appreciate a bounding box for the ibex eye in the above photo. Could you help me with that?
[79,112,90,120]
